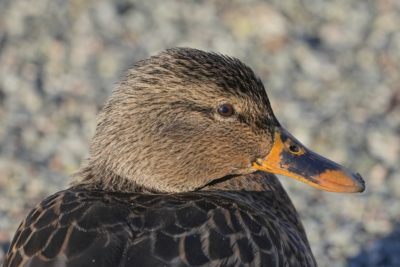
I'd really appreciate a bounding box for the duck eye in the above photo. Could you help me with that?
[217,104,235,117]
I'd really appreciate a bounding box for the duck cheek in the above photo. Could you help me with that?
[222,137,263,174]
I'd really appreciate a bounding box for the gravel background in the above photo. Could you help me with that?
[0,0,399,266]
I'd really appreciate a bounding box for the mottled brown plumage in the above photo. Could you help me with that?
[3,48,364,267]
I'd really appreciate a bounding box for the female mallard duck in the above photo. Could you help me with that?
[3,48,364,267]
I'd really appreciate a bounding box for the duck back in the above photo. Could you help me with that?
[4,183,316,267]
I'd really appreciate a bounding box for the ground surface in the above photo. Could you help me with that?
[0,1,399,266]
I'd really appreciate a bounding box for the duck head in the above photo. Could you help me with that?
[77,48,365,193]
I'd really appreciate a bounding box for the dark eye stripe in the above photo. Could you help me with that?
[217,104,235,117]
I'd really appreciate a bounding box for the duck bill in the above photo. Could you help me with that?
[253,128,365,193]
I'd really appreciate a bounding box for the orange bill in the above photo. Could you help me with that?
[253,127,365,193]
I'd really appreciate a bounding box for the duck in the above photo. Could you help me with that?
[3,48,365,267]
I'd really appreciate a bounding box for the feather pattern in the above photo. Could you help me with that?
[4,174,316,267]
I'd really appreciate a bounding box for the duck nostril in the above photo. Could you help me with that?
[289,144,300,154]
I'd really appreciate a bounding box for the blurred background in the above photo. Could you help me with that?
[0,0,399,266]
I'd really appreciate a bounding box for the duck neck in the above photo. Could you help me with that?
[73,163,282,194]
[200,172,281,192]
[72,164,156,193]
